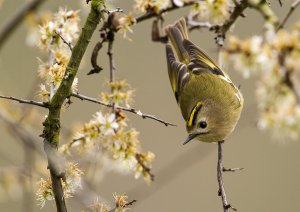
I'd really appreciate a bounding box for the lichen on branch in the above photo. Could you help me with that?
[39,1,106,211]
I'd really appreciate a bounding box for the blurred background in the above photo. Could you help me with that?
[1,0,300,211]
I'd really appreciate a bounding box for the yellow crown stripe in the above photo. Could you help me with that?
[188,101,202,127]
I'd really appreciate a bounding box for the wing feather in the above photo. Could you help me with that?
[166,44,189,102]
[183,39,228,77]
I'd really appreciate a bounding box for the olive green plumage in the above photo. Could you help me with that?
[165,18,243,144]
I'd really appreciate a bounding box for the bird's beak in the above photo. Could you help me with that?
[183,133,198,145]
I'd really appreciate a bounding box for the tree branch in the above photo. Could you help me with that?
[41,1,105,211]
[278,0,300,30]
[186,15,212,31]
[107,33,116,84]
[108,199,137,212]
[186,0,248,46]
[217,142,237,212]
[55,32,73,51]
[71,92,176,126]
[0,0,46,50]
[248,0,279,28]
[135,1,195,24]
[214,0,249,46]
[136,153,155,181]
[0,95,48,108]
[88,40,104,75]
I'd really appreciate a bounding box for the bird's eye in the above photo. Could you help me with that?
[199,121,207,129]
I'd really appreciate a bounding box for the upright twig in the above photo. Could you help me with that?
[107,32,116,84]
[277,0,300,30]
[217,142,237,212]
[278,54,300,103]
[107,28,116,112]
[0,0,46,50]
[41,1,105,211]
[215,44,237,211]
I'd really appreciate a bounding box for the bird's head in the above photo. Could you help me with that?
[183,99,240,144]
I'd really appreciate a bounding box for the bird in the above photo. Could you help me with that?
[165,18,243,145]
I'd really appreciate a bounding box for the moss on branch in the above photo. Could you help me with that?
[42,1,106,211]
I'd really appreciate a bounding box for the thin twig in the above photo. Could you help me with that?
[108,200,137,212]
[223,167,244,172]
[217,142,237,212]
[107,29,116,112]
[0,95,48,108]
[102,7,123,14]
[0,0,46,50]
[55,32,73,51]
[71,92,177,126]
[136,153,155,181]
[135,1,195,23]
[277,0,300,30]
[186,17,212,31]
[107,33,116,84]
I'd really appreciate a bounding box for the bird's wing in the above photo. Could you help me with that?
[182,39,231,81]
[182,39,243,105]
[166,44,190,103]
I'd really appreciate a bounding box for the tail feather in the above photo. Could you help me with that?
[165,18,189,64]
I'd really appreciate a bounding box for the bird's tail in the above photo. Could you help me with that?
[165,18,189,64]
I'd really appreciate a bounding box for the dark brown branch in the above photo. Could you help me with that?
[151,19,168,43]
[135,1,195,24]
[278,0,300,30]
[278,54,300,104]
[0,95,48,108]
[71,92,177,126]
[217,142,237,212]
[107,32,116,83]
[106,28,117,113]
[88,41,104,75]
[0,0,46,50]
[214,0,249,46]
